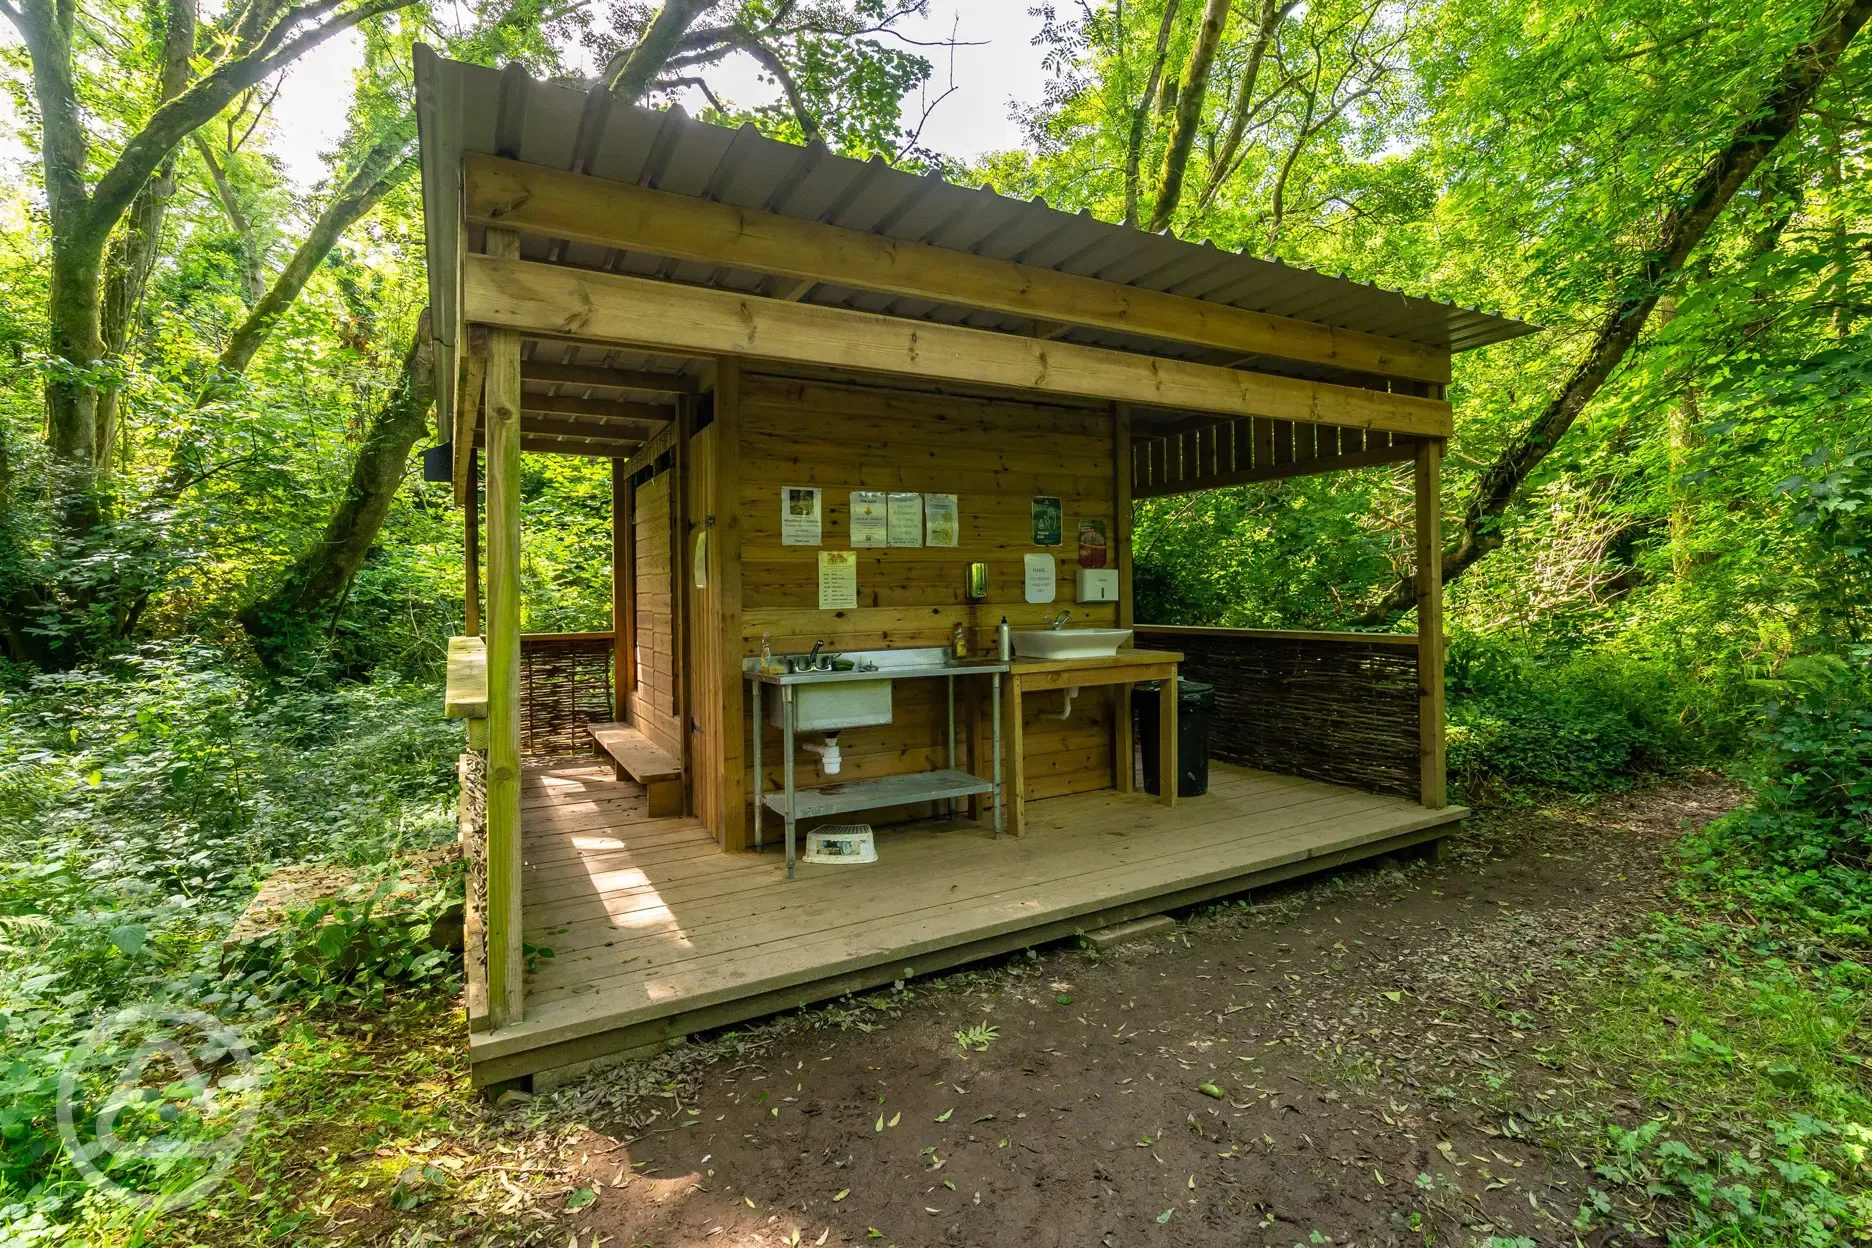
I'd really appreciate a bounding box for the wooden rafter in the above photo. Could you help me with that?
[521,360,698,392]
[463,255,1453,439]
[463,154,1451,386]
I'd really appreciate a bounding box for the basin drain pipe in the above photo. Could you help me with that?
[802,732,843,775]
[1047,687,1081,721]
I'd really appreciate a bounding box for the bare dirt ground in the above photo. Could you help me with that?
[510,778,1738,1248]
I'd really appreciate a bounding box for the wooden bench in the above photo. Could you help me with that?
[587,722,684,818]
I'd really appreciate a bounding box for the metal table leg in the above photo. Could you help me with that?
[782,685,796,880]
[992,670,1003,838]
[750,677,762,853]
[945,674,956,821]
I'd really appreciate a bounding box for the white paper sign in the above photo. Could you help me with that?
[818,550,858,609]
[887,492,923,547]
[1023,553,1057,604]
[781,486,822,546]
[924,493,958,547]
[849,491,888,547]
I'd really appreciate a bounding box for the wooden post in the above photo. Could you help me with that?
[670,397,692,816]
[1004,676,1026,837]
[482,228,525,1028]
[1113,402,1135,793]
[464,450,481,636]
[1415,438,1447,809]
[612,457,632,718]
[714,359,748,850]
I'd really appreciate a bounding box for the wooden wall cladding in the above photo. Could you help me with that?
[630,471,683,761]
[739,371,1123,813]
[1134,627,1421,800]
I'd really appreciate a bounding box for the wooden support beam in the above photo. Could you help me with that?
[451,327,489,504]
[612,457,632,715]
[498,412,657,442]
[518,393,676,425]
[464,451,480,636]
[464,154,1451,385]
[522,360,697,392]
[713,358,746,851]
[1415,439,1447,810]
[482,232,526,1030]
[462,255,1453,439]
[474,433,644,458]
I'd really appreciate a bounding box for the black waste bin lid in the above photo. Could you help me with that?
[1132,679,1215,705]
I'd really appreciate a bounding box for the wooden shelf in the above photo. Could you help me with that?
[761,769,993,820]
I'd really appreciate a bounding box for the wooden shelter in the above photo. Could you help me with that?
[416,49,1535,1088]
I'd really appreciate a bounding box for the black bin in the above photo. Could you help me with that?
[1132,679,1214,797]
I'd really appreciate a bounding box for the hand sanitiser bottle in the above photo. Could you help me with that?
[952,621,968,659]
[997,617,1011,661]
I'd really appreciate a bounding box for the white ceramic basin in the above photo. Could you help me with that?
[1010,628,1134,661]
[769,679,893,731]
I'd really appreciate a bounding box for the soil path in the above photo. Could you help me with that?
[539,780,1735,1248]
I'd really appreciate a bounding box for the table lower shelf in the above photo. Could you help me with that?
[761,769,994,821]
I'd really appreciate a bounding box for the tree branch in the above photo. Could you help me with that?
[729,27,824,146]
[1358,0,1872,623]
[1149,0,1231,233]
[1124,0,1180,229]
[87,0,409,242]
[604,0,714,102]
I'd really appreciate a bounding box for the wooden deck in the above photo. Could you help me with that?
[470,759,1467,1086]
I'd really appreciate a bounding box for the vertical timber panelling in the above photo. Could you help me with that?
[630,472,683,761]
[1415,440,1448,808]
[737,371,1123,812]
[685,423,722,838]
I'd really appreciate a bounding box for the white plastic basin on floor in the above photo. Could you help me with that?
[1010,628,1134,661]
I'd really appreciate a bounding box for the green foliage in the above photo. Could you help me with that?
[1444,633,1715,796]
[0,646,462,1226]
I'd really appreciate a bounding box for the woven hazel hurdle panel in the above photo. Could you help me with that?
[457,749,488,982]
[1134,628,1421,800]
[519,633,616,754]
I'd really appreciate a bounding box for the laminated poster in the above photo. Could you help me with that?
[818,551,859,610]
[924,493,959,547]
[781,486,822,546]
[1077,518,1109,569]
[1023,552,1057,604]
[1031,496,1062,546]
[887,492,924,547]
[849,491,888,548]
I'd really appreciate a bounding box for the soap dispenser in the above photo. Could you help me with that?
[997,617,1011,661]
[951,621,968,659]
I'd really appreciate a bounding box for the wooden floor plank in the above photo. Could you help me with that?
[475,760,1467,1071]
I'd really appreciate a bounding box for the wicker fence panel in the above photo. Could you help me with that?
[1134,627,1421,800]
[519,633,616,754]
[457,747,488,1017]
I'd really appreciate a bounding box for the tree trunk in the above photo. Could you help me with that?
[1124,0,1182,229]
[1148,0,1230,233]
[1196,0,1294,214]
[1360,0,1872,623]
[604,0,715,101]
[209,139,414,388]
[239,316,436,665]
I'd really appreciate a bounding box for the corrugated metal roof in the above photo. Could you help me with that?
[416,48,1535,444]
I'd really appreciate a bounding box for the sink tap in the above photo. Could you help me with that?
[808,639,827,664]
[1049,611,1071,631]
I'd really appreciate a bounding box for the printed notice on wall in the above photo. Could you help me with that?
[849,491,888,547]
[818,551,859,609]
[924,493,959,547]
[1077,518,1109,569]
[781,486,822,546]
[887,492,924,547]
[1023,552,1057,604]
[1031,496,1062,546]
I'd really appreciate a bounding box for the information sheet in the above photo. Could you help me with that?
[1023,552,1057,603]
[887,492,924,547]
[849,491,888,547]
[818,550,858,609]
[924,493,959,547]
[781,486,822,546]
